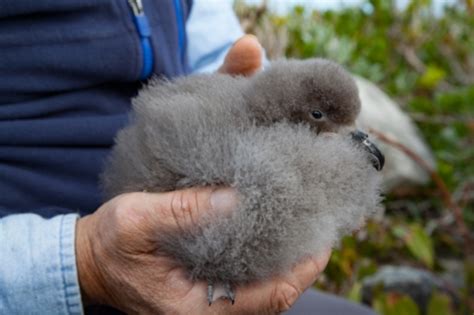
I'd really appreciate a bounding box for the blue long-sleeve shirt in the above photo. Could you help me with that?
[0,0,244,313]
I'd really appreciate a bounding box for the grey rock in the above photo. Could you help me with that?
[362,265,458,312]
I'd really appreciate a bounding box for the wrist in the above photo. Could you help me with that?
[75,214,107,306]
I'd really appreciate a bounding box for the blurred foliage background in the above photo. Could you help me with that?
[234,0,473,314]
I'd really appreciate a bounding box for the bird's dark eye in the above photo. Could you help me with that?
[311,110,323,120]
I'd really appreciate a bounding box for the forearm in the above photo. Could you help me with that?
[186,0,244,73]
[0,213,83,315]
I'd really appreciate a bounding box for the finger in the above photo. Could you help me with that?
[218,34,263,76]
[151,187,238,231]
[287,249,332,291]
[223,250,332,314]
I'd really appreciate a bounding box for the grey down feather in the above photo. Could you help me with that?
[101,58,382,287]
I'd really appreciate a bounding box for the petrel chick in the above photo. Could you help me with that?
[101,58,384,305]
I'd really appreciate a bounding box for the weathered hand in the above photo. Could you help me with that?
[75,35,332,314]
[76,187,331,314]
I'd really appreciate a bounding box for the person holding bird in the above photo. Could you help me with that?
[0,1,379,314]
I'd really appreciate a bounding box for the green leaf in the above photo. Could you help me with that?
[347,282,362,302]
[390,295,421,315]
[391,225,408,239]
[407,224,435,268]
[427,292,454,315]
[393,224,435,268]
[419,65,446,89]
[373,292,421,315]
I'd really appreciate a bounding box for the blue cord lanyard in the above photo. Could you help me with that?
[128,0,154,80]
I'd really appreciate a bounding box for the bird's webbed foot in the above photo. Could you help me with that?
[207,281,235,306]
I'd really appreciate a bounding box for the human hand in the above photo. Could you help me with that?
[76,187,331,314]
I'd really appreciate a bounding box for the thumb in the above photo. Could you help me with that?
[218,34,263,76]
[151,187,238,231]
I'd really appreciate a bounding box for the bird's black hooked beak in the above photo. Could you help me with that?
[351,130,385,171]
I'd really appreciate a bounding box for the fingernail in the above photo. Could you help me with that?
[246,34,261,46]
[233,34,261,48]
[210,188,237,213]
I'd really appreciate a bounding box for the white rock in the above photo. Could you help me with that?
[354,76,436,191]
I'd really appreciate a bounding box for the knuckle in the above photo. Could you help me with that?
[307,257,322,278]
[169,189,201,227]
[112,192,153,231]
[114,192,143,213]
[271,281,301,312]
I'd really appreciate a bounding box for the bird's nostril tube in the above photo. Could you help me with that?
[350,130,369,141]
[350,130,385,171]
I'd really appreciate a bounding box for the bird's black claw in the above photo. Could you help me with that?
[351,130,385,171]
[208,282,213,306]
[224,282,235,305]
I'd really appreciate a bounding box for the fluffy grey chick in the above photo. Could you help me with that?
[101,58,383,304]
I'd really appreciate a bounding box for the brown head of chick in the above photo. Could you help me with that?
[245,58,361,134]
